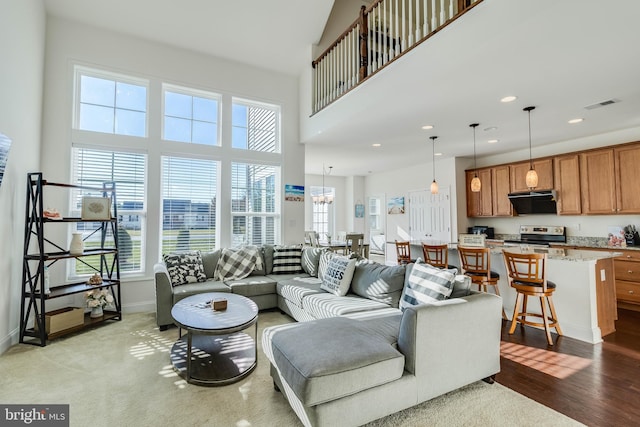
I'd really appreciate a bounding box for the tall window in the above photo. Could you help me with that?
[311,186,334,238]
[368,197,382,231]
[70,147,147,276]
[163,85,220,145]
[231,162,278,246]
[74,67,147,137]
[161,156,218,254]
[232,99,279,152]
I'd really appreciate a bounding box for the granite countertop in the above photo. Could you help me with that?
[493,234,640,252]
[453,241,622,261]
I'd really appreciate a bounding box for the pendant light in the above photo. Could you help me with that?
[313,164,334,205]
[524,106,538,189]
[430,136,439,194]
[470,123,481,192]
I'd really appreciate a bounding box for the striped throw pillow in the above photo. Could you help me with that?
[318,250,335,281]
[272,245,304,274]
[400,261,456,311]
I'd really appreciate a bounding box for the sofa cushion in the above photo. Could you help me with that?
[214,246,264,281]
[400,261,455,311]
[270,317,405,406]
[225,276,277,297]
[351,260,406,307]
[318,250,335,282]
[272,245,304,274]
[277,277,324,308]
[301,247,326,277]
[163,250,207,286]
[320,256,357,296]
[201,250,221,279]
[172,279,230,302]
[450,274,472,298]
[302,293,391,319]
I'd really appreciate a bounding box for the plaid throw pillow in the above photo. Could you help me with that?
[399,261,456,311]
[272,245,304,274]
[163,251,207,287]
[214,246,264,281]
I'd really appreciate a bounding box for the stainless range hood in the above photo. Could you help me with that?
[507,190,558,214]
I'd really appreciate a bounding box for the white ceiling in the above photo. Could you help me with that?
[43,0,640,177]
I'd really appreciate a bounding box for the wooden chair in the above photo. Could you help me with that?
[345,233,365,257]
[503,250,563,346]
[458,246,507,319]
[304,230,319,247]
[395,240,414,265]
[422,243,455,269]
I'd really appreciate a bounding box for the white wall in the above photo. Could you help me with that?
[0,0,46,352]
[41,17,305,314]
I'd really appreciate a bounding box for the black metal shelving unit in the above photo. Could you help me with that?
[19,172,121,346]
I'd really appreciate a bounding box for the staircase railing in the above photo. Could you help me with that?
[311,0,483,114]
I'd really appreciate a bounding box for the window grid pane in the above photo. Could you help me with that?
[161,156,218,254]
[232,101,278,152]
[163,88,219,146]
[78,73,147,137]
[71,148,147,276]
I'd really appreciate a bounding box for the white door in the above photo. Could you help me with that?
[409,187,451,242]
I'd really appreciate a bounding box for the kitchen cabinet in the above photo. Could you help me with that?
[580,149,616,214]
[466,168,493,217]
[510,158,554,192]
[614,144,640,213]
[492,165,513,216]
[614,249,640,311]
[554,154,582,215]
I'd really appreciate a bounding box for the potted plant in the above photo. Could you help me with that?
[85,289,114,318]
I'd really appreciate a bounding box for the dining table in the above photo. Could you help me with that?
[317,241,370,258]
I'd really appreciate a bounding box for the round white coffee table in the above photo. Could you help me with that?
[170,292,258,386]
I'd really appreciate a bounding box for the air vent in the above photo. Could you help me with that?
[584,98,620,110]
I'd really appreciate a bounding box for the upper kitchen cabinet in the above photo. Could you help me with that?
[466,168,493,217]
[554,154,582,215]
[510,158,554,192]
[580,149,616,214]
[492,165,513,216]
[614,144,640,214]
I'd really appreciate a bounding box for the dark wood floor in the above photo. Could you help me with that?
[497,308,640,426]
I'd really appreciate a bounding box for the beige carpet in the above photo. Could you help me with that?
[0,311,584,427]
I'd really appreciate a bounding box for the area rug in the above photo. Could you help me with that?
[0,311,583,426]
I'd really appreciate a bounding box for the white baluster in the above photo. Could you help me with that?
[415,0,421,42]
[423,0,429,37]
[395,0,400,54]
[408,0,414,46]
[449,0,455,19]
[431,0,437,30]
[383,1,388,65]
[440,0,445,26]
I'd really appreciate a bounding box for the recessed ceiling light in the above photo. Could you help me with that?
[435,152,443,156]
[568,118,584,124]
[501,96,517,103]
[488,139,499,144]
[484,126,498,132]
[372,143,381,147]
[421,125,434,130]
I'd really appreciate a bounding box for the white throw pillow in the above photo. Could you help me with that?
[320,256,357,296]
[399,261,456,311]
[318,250,335,282]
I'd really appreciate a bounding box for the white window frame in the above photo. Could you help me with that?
[231,97,281,153]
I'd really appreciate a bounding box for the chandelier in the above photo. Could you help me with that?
[313,165,333,205]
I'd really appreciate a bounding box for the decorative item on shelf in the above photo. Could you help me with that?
[326,233,332,244]
[43,265,51,295]
[43,207,62,220]
[429,135,439,195]
[69,232,84,255]
[524,106,539,189]
[85,288,114,318]
[212,298,228,311]
[81,196,111,220]
[470,123,481,192]
[87,273,103,286]
[312,164,334,205]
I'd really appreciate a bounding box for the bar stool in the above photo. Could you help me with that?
[422,243,456,269]
[458,246,507,319]
[395,240,415,265]
[502,250,562,346]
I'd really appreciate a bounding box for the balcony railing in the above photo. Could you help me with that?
[311,0,483,114]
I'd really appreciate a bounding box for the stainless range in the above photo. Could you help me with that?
[504,225,566,247]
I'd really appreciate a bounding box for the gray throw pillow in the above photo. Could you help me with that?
[450,274,472,298]
[351,259,406,307]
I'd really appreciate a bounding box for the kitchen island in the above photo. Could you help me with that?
[446,244,621,344]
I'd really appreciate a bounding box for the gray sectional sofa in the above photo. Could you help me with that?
[154,245,503,426]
